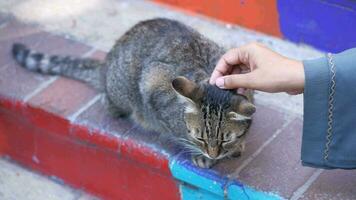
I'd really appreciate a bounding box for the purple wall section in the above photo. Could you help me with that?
[277,0,356,53]
[153,0,355,52]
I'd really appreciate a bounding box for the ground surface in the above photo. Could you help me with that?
[0,0,356,200]
[0,158,98,200]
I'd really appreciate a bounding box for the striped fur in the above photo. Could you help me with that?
[12,43,105,91]
[11,19,256,169]
[179,84,254,168]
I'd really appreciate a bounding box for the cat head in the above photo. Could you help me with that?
[172,76,256,160]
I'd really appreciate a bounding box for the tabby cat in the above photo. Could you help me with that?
[12,18,255,168]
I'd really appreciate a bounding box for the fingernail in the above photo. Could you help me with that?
[216,78,225,88]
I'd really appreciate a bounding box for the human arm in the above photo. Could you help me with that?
[302,48,356,169]
[210,43,356,169]
[209,42,304,94]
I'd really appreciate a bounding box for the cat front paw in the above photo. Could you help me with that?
[192,155,217,169]
[229,151,242,158]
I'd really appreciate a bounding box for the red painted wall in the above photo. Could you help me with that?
[152,0,282,37]
[0,98,180,200]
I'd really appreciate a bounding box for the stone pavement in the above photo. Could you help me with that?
[0,158,98,200]
[0,0,355,200]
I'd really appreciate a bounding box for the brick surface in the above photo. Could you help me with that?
[0,16,90,57]
[0,15,92,100]
[238,118,316,198]
[214,104,289,174]
[0,13,10,26]
[0,16,40,68]
[90,50,107,60]
[301,170,356,200]
[75,98,180,155]
[124,124,180,155]
[0,17,47,99]
[75,99,134,135]
[0,16,90,68]
[28,78,98,118]
[0,61,47,100]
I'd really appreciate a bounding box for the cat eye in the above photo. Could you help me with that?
[196,137,205,142]
[221,139,230,144]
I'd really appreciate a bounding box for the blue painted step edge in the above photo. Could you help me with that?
[169,154,284,200]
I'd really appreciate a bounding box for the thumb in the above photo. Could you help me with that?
[215,73,254,89]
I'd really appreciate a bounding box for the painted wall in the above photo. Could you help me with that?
[278,0,356,53]
[152,0,356,53]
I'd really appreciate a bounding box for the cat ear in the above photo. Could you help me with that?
[172,76,203,103]
[231,95,256,116]
[228,112,251,121]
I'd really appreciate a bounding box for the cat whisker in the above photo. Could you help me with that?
[179,149,203,156]
[177,141,203,155]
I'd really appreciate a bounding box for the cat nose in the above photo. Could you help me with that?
[207,147,219,159]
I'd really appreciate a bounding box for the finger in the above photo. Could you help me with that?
[210,48,243,84]
[211,64,244,85]
[216,73,255,89]
[210,47,251,84]
[221,48,244,66]
[209,57,232,84]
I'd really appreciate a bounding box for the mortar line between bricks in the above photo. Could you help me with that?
[23,46,97,103]
[68,93,102,122]
[290,169,324,200]
[229,117,295,178]
[23,76,58,102]
[81,47,97,58]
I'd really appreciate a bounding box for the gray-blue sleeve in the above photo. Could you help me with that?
[302,48,356,169]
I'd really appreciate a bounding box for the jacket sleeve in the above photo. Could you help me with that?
[302,48,356,169]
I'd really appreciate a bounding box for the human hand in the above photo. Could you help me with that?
[210,42,305,94]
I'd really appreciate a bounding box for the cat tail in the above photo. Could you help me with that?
[12,43,105,91]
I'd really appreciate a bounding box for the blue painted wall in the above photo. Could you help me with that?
[278,0,356,53]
